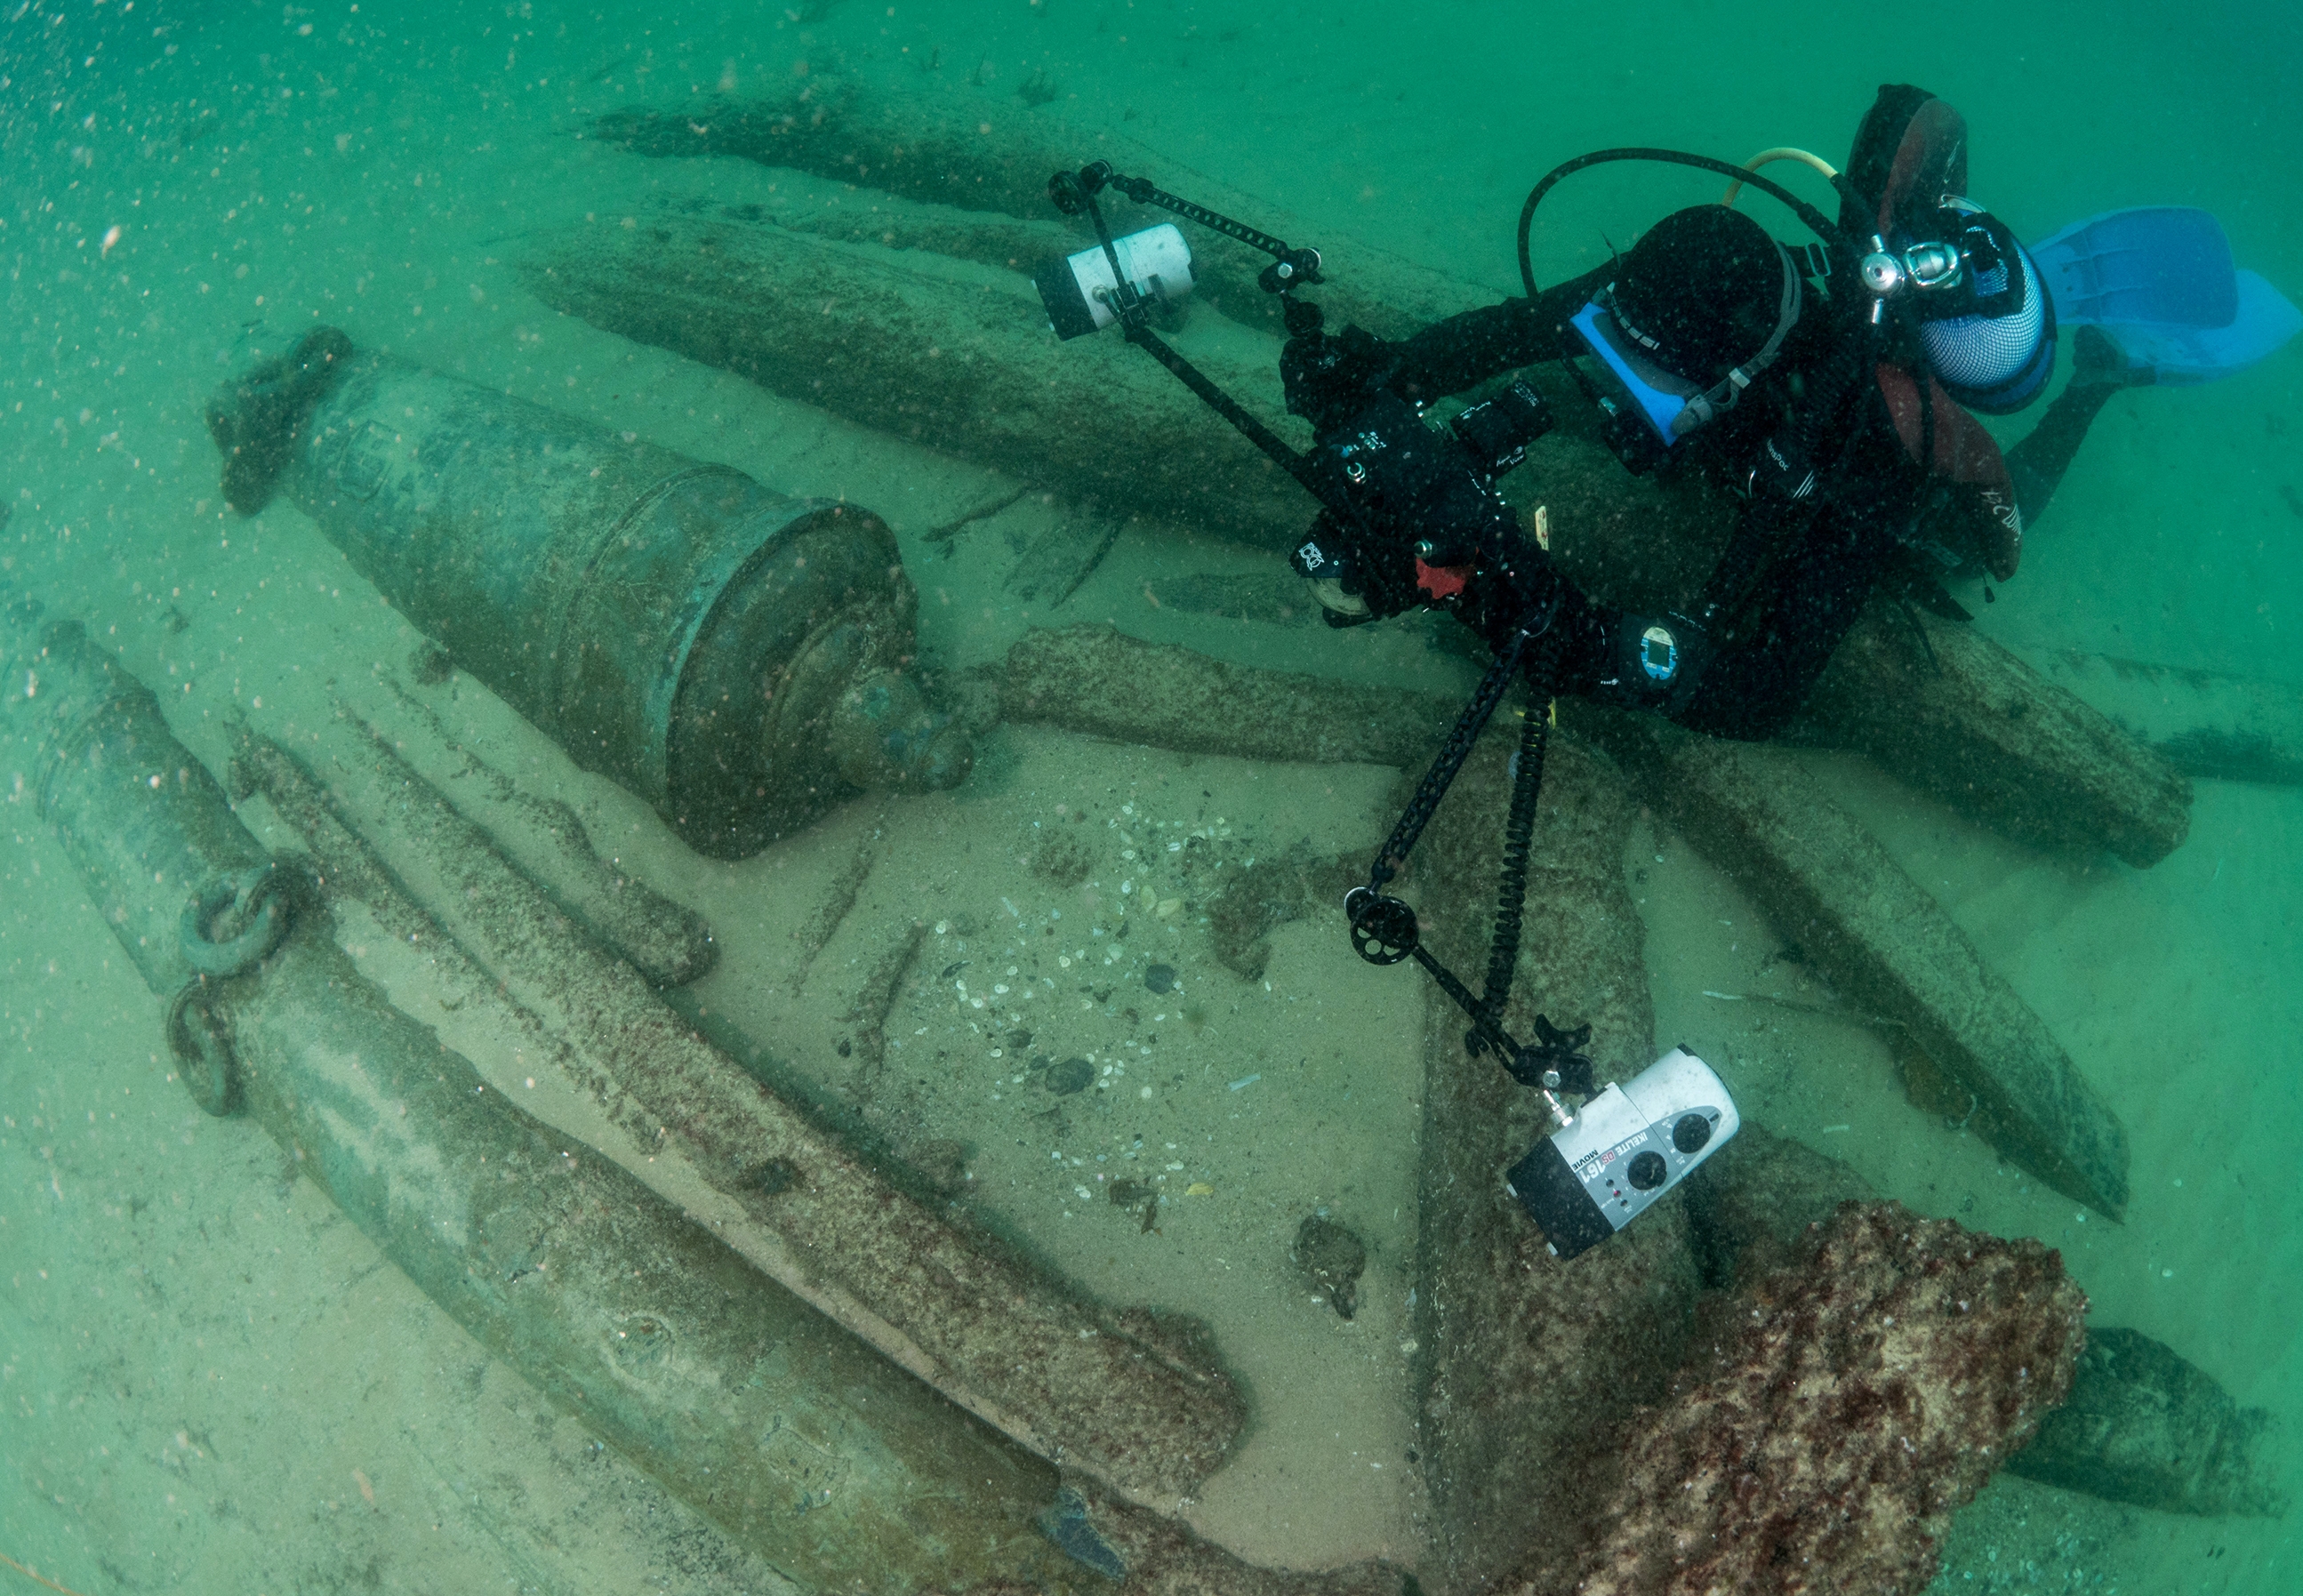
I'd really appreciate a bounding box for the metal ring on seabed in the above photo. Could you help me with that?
[179,863,293,979]
[166,864,297,1117]
[166,981,239,1117]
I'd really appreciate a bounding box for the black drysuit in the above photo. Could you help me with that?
[1376,268,2117,739]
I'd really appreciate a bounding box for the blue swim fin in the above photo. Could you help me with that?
[2032,206,2301,384]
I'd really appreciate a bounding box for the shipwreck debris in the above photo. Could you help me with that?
[583,80,1485,341]
[1401,722,1703,1590]
[376,683,718,987]
[1580,706,2133,1220]
[9,588,1433,1592]
[2009,1327,2289,1518]
[519,211,1316,546]
[996,623,1459,769]
[554,88,2195,869]
[1801,604,2194,866]
[1,601,1088,1592]
[206,328,968,858]
[991,624,2131,1225]
[1525,427,2194,868]
[231,712,1245,1509]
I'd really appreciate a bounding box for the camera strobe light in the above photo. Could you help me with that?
[1505,1047,1739,1259]
[1034,224,1195,340]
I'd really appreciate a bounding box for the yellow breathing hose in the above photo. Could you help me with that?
[1721,147,1840,208]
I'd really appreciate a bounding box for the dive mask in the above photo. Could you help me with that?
[1567,244,1802,474]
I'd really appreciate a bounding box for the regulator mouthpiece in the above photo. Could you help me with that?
[1034,224,1195,340]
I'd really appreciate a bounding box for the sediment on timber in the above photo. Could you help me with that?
[1681,1119,1880,1288]
[521,210,1318,545]
[981,625,1702,1579]
[231,710,1246,1510]
[379,683,718,987]
[1515,442,2193,868]
[583,78,1496,341]
[1400,721,1704,1591]
[992,624,1463,768]
[1576,705,2133,1220]
[1799,605,2194,867]
[987,625,2130,1220]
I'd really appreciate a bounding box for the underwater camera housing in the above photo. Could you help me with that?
[1031,157,1557,636]
[1506,1047,1740,1260]
[1289,383,1554,623]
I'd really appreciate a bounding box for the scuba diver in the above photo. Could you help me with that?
[1278,84,2184,739]
[1034,92,2295,1251]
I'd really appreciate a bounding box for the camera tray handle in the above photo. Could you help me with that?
[1344,617,1593,1127]
[1050,161,1327,306]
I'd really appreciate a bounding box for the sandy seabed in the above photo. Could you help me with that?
[3,2,2298,1591]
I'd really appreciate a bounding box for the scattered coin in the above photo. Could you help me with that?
[1292,1214,1368,1320]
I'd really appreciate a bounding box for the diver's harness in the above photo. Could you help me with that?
[1041,148,2009,1123]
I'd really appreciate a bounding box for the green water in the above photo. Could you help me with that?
[2,1,2297,1591]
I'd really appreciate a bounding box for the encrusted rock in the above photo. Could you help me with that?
[1687,1123,2286,1521]
[1545,1201,2088,1596]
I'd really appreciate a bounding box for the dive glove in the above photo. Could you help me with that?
[1281,325,1402,434]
